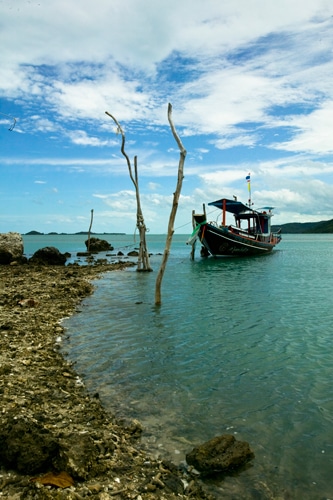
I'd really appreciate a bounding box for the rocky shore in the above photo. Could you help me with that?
[0,261,216,500]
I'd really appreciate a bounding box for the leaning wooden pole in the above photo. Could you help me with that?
[155,103,186,305]
[87,209,94,252]
[190,209,196,260]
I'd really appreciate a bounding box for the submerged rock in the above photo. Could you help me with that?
[127,250,139,256]
[85,237,113,252]
[186,434,254,475]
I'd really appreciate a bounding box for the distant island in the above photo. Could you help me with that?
[272,219,333,234]
[24,231,126,236]
[23,220,333,235]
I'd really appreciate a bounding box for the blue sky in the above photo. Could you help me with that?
[1,0,333,234]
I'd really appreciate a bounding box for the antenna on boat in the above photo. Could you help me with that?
[246,173,252,207]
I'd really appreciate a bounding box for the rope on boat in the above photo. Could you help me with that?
[174,208,219,233]
[186,221,207,245]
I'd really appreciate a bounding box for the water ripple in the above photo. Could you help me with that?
[64,236,333,498]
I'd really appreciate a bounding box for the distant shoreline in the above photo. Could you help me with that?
[23,216,333,236]
[24,231,127,236]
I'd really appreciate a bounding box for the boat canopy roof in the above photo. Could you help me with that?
[208,198,253,215]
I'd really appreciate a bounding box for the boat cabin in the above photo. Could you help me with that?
[208,198,274,240]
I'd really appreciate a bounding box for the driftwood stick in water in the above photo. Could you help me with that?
[190,209,196,260]
[87,209,94,252]
[155,103,186,305]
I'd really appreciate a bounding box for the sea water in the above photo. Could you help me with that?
[24,233,333,498]
[22,233,136,260]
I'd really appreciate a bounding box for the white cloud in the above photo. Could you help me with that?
[148,182,160,190]
[68,130,118,147]
[272,102,333,154]
[1,0,333,232]
[30,116,58,133]
[1,0,332,157]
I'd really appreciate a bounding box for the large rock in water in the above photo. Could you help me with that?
[85,237,113,252]
[30,247,67,265]
[0,232,24,264]
[186,434,254,475]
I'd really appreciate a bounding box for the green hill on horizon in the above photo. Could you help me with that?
[273,219,333,233]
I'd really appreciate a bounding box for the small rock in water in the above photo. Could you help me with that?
[186,434,255,475]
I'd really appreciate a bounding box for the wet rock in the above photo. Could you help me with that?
[85,238,113,252]
[116,417,143,437]
[127,250,139,257]
[186,434,254,475]
[18,298,39,307]
[0,232,24,264]
[0,414,60,474]
[30,246,67,265]
[53,433,99,480]
[163,473,185,495]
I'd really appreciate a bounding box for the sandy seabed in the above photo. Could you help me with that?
[0,261,216,500]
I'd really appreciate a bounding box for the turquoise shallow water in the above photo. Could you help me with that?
[25,233,333,498]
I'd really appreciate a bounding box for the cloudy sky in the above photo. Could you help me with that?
[1,0,333,234]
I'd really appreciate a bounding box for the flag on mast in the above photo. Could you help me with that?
[246,173,251,192]
[246,173,251,206]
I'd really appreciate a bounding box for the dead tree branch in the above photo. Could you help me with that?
[155,103,186,305]
[105,111,152,271]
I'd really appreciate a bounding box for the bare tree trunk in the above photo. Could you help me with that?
[134,157,152,271]
[87,209,94,252]
[105,111,152,272]
[155,103,186,305]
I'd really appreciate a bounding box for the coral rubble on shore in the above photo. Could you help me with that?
[0,262,213,499]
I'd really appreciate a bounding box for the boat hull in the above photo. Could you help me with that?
[196,222,277,257]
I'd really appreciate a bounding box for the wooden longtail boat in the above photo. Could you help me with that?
[189,197,281,257]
